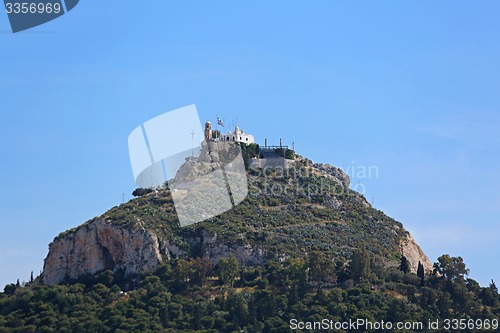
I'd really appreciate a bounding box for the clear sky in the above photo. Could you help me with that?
[1,1,499,288]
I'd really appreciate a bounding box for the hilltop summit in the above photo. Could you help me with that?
[42,153,431,286]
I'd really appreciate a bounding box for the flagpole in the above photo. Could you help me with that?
[216,116,225,141]
[216,115,219,141]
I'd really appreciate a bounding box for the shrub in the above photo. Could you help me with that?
[132,188,153,197]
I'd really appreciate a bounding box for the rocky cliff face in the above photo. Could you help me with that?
[400,233,433,273]
[43,220,432,286]
[42,158,432,285]
[42,219,168,285]
[42,219,268,285]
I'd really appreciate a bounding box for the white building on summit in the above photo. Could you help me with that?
[205,120,255,144]
[219,126,255,144]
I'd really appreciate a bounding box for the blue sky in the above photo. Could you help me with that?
[1,1,499,287]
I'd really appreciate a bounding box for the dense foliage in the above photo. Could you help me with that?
[1,253,498,332]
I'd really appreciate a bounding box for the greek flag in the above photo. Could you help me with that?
[217,116,224,127]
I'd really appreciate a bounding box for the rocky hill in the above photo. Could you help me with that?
[4,153,498,333]
[42,155,431,286]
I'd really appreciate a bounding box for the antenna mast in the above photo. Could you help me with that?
[190,130,195,157]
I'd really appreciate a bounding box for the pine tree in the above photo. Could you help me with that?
[417,261,425,279]
[307,251,334,288]
[399,255,410,274]
[348,249,370,283]
[489,279,498,294]
[433,254,469,281]
[218,254,240,287]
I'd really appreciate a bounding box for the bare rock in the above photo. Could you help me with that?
[399,233,433,274]
[41,219,168,286]
[313,163,351,189]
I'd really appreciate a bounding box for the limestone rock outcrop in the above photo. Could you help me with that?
[42,219,266,286]
[400,233,433,274]
[42,219,168,285]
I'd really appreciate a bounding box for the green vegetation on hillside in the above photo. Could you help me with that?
[1,252,498,332]
[53,162,406,266]
[1,162,498,332]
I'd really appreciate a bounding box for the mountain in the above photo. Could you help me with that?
[41,154,431,286]
[2,151,499,333]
